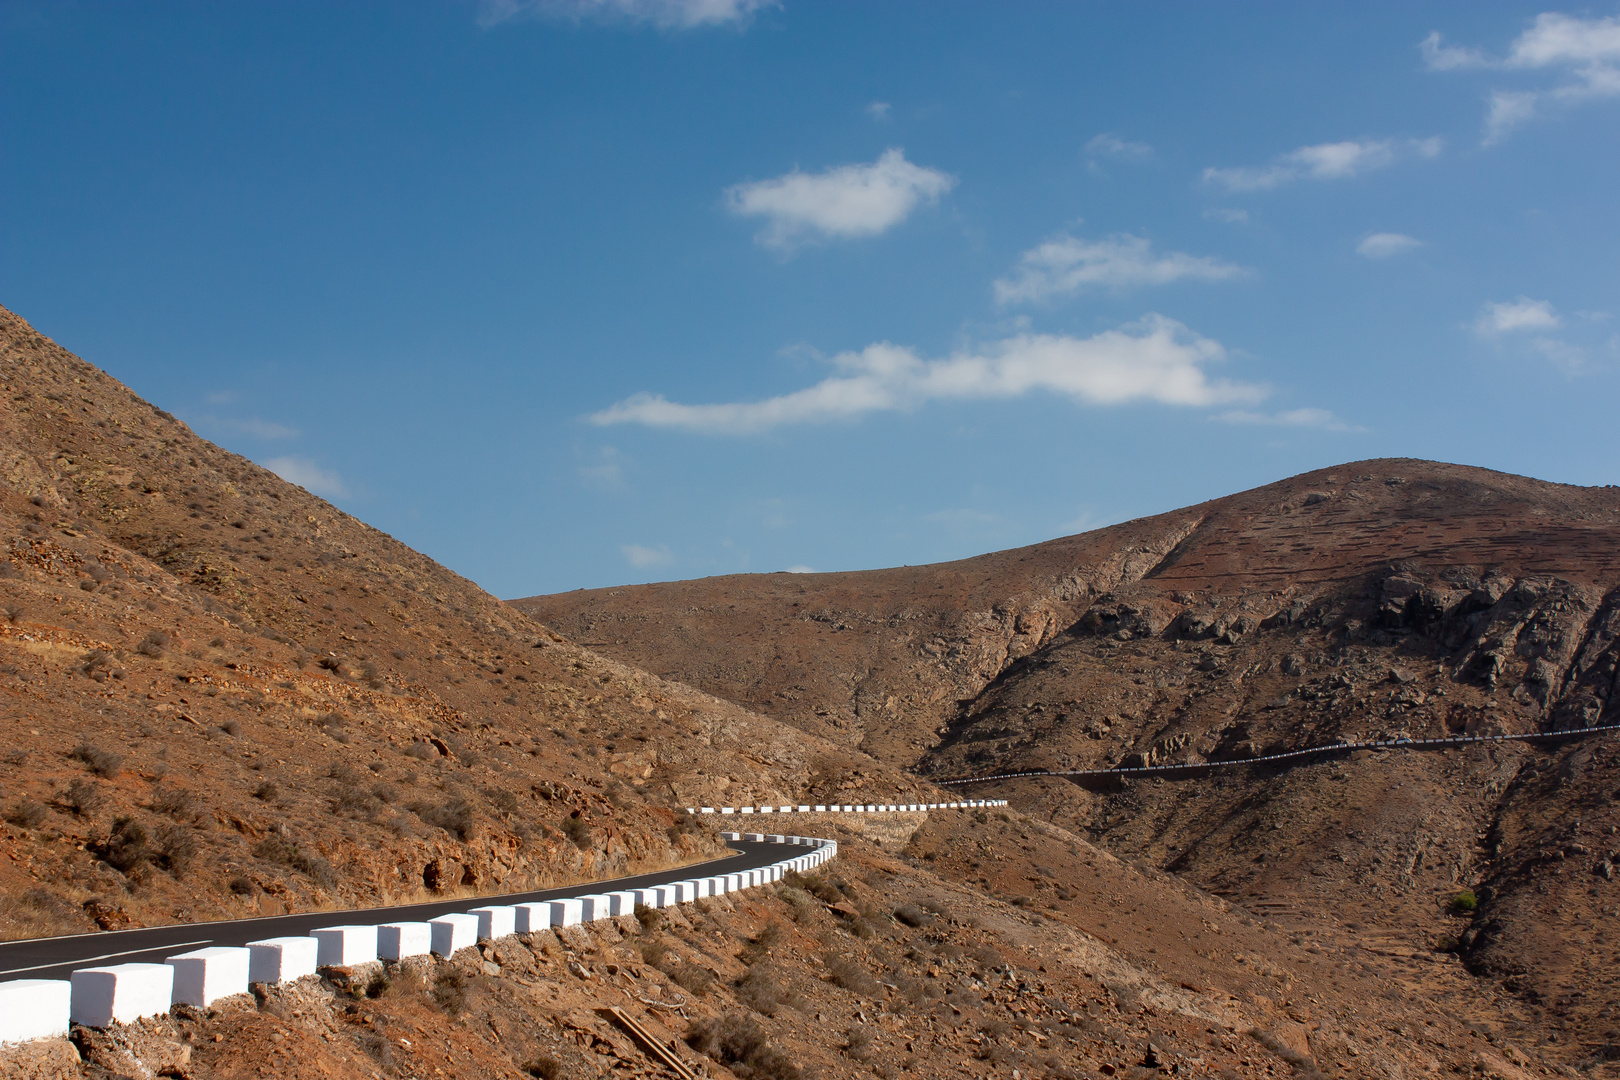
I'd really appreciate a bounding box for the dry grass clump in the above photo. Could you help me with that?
[3,797,47,828]
[253,834,338,889]
[686,1015,802,1080]
[70,741,122,777]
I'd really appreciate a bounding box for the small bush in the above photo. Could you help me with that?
[825,954,879,996]
[686,1015,802,1080]
[62,778,103,817]
[669,963,714,997]
[228,875,255,895]
[219,718,241,737]
[432,971,468,1015]
[93,817,150,875]
[149,786,194,820]
[634,902,662,932]
[1450,889,1479,913]
[638,937,670,967]
[737,963,797,1016]
[404,742,436,761]
[894,903,934,928]
[70,742,122,777]
[411,798,476,841]
[843,1027,874,1061]
[484,787,521,818]
[253,835,338,889]
[523,1057,562,1080]
[151,824,198,878]
[136,631,170,658]
[561,814,592,850]
[251,780,279,801]
[4,798,47,828]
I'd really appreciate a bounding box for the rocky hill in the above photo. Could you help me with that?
[519,460,1620,1069]
[0,298,1603,1077]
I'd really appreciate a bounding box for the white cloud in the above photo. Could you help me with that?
[1424,14,1620,142]
[478,0,774,28]
[783,564,816,574]
[993,234,1246,305]
[1203,137,1441,191]
[1531,337,1589,374]
[590,315,1266,435]
[1216,407,1364,433]
[621,543,674,567]
[1356,232,1424,258]
[265,457,348,498]
[196,415,301,439]
[578,446,628,490]
[1086,133,1152,159]
[1475,297,1562,335]
[724,149,956,251]
[865,101,891,121]
[1204,208,1249,224]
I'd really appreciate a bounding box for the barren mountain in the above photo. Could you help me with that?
[0,299,1604,1077]
[520,460,1620,1070]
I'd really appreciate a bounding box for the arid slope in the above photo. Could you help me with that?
[520,461,1620,1068]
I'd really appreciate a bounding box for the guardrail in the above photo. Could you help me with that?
[686,799,1006,814]
[0,832,837,1046]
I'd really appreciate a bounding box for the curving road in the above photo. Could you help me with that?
[0,839,782,984]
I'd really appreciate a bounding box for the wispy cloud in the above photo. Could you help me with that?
[621,543,675,567]
[265,456,348,498]
[782,564,816,574]
[1356,232,1424,258]
[1475,296,1561,335]
[196,415,301,440]
[590,316,1266,435]
[1423,14,1620,142]
[724,149,955,252]
[1216,407,1364,433]
[865,101,891,121]
[993,234,1246,305]
[578,446,629,491]
[478,0,775,29]
[1204,207,1249,224]
[1203,137,1441,191]
[1085,133,1152,160]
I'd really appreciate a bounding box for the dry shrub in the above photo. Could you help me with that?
[92,817,150,876]
[669,962,714,997]
[741,920,785,963]
[4,798,47,828]
[737,964,797,1016]
[638,937,670,967]
[634,902,662,932]
[893,903,933,928]
[1248,1029,1324,1076]
[62,778,103,817]
[686,1015,802,1080]
[411,798,475,840]
[136,631,169,658]
[253,835,338,889]
[561,814,592,850]
[70,742,122,777]
[251,780,279,801]
[432,970,469,1015]
[149,786,194,820]
[843,1027,874,1061]
[151,824,198,878]
[825,954,879,997]
[523,1057,562,1079]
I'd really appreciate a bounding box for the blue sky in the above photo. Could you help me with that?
[3,1,1617,596]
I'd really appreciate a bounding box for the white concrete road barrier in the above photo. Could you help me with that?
[166,947,251,1008]
[70,964,174,1028]
[247,937,319,984]
[429,914,479,958]
[0,979,71,1044]
[2,829,845,1045]
[378,923,433,962]
[469,906,517,942]
[311,925,378,968]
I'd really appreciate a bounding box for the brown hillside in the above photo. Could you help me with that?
[518,460,1620,1069]
[0,301,1599,1078]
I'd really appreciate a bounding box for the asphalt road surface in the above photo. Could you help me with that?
[0,839,781,984]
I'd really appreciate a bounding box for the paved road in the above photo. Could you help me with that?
[0,839,780,983]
